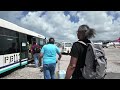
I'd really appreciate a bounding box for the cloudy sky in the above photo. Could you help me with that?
[0,11,120,42]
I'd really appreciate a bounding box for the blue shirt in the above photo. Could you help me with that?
[41,44,61,64]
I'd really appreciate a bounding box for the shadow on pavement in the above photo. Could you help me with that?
[62,53,70,55]
[26,64,35,68]
[113,62,120,66]
[105,72,120,79]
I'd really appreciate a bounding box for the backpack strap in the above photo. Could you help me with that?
[77,41,87,46]
[77,40,97,57]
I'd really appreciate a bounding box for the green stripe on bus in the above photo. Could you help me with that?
[21,61,28,66]
[0,63,20,74]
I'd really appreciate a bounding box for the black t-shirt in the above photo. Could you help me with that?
[70,39,91,79]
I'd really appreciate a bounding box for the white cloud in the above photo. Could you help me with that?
[20,11,78,42]
[0,11,120,42]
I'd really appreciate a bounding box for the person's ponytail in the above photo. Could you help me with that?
[85,28,96,39]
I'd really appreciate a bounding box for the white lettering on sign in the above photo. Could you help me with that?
[4,53,20,66]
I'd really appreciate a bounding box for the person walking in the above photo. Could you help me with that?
[31,41,41,68]
[39,37,62,79]
[65,25,96,79]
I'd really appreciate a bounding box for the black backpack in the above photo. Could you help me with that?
[33,45,40,53]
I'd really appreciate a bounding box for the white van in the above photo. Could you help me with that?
[61,42,72,54]
[54,42,62,52]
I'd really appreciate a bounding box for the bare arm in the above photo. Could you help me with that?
[65,56,78,79]
[39,52,43,59]
[39,53,43,63]
[56,47,62,61]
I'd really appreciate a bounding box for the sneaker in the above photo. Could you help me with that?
[40,69,43,72]
[39,66,43,72]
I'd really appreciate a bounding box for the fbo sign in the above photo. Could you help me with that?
[4,53,20,65]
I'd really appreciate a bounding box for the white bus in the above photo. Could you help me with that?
[61,42,72,54]
[0,18,46,74]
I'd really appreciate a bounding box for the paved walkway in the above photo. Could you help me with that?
[1,47,120,79]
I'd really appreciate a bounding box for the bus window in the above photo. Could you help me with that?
[0,34,20,54]
[40,39,44,45]
[0,27,20,54]
[0,27,18,38]
[0,27,4,35]
[38,38,46,47]
[2,36,20,54]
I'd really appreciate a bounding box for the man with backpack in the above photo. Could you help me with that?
[65,25,107,79]
[31,41,41,68]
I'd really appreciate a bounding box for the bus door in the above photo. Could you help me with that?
[19,33,28,66]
